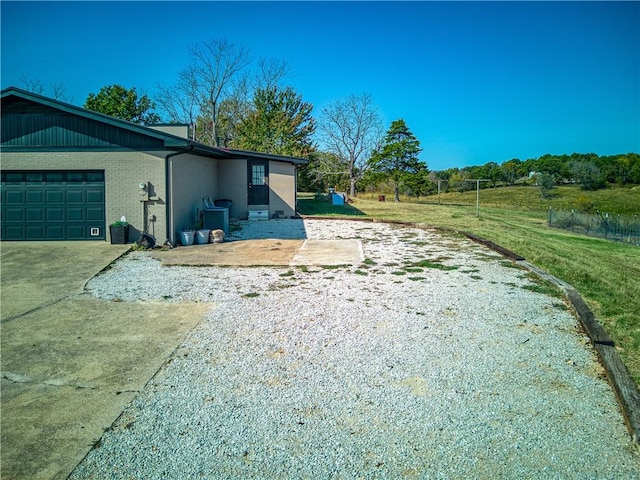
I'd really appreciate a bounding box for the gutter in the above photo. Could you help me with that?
[164,146,194,245]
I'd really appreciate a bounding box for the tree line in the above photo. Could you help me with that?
[21,38,638,198]
[436,152,640,195]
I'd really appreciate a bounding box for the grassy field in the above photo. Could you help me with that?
[298,190,640,385]
[359,184,640,215]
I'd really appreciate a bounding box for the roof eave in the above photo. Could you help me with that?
[217,147,309,165]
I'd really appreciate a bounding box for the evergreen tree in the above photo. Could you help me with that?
[368,119,425,201]
[233,86,315,157]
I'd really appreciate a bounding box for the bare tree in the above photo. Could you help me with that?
[49,82,71,102]
[19,75,45,94]
[156,65,202,138]
[317,93,383,196]
[154,38,296,146]
[190,38,251,146]
[254,57,291,91]
[155,38,251,146]
[18,75,71,102]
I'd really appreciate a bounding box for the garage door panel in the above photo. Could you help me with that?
[4,226,25,240]
[26,225,45,240]
[5,191,25,204]
[46,208,64,221]
[26,208,44,221]
[86,207,105,222]
[65,225,85,240]
[66,190,84,203]
[5,208,25,221]
[86,189,104,203]
[67,207,84,221]
[46,190,64,203]
[27,190,44,203]
[45,225,65,240]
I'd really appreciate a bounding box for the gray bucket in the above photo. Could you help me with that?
[179,230,195,246]
[196,229,210,244]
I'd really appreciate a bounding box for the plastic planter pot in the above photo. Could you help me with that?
[109,225,129,244]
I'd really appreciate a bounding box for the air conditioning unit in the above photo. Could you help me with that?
[203,207,229,234]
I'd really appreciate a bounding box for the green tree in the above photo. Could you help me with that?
[155,39,292,147]
[533,154,571,180]
[477,161,504,186]
[84,84,160,124]
[501,158,526,185]
[570,160,605,191]
[233,86,315,157]
[537,172,556,199]
[368,119,425,202]
[403,163,431,199]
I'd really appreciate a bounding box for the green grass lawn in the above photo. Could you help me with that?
[359,184,640,215]
[298,191,640,385]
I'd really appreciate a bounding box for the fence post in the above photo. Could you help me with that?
[571,209,575,232]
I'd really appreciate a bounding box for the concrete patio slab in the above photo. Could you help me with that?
[290,239,364,266]
[151,239,304,266]
[151,239,365,267]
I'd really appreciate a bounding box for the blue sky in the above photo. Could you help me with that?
[2,1,638,171]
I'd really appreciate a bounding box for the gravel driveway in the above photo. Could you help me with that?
[72,219,639,479]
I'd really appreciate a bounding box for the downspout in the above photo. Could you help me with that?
[164,146,194,246]
[294,164,299,217]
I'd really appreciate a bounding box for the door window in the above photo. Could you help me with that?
[252,165,266,185]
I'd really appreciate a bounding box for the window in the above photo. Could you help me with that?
[25,172,44,183]
[86,171,104,183]
[66,172,84,182]
[46,172,65,183]
[3,172,24,183]
[252,165,266,185]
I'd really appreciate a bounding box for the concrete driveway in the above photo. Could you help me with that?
[1,242,209,480]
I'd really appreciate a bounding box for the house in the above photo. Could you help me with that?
[0,87,308,243]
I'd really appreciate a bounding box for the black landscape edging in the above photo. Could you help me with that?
[460,231,526,261]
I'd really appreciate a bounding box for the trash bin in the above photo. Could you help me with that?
[378,195,386,202]
[214,199,232,210]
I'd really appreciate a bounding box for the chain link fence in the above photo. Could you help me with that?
[548,208,639,245]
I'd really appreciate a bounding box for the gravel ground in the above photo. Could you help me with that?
[73,219,640,479]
